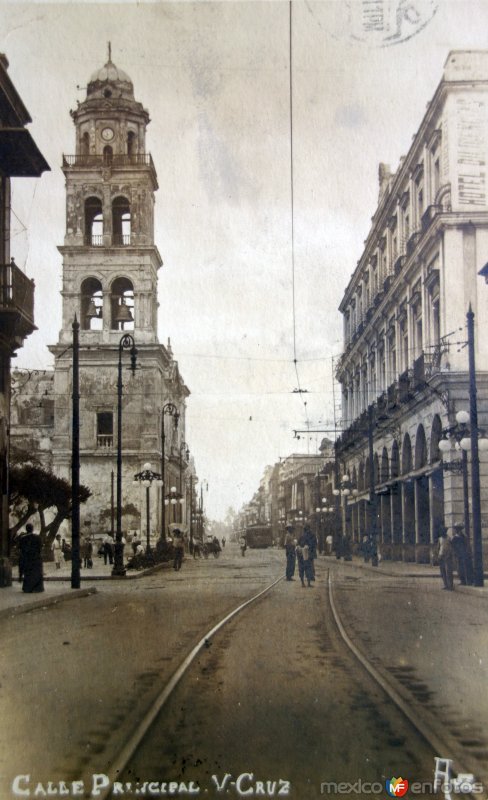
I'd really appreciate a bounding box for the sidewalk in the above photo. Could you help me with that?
[321,552,488,595]
[0,556,170,619]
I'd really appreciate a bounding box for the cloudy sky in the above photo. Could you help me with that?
[2,0,488,519]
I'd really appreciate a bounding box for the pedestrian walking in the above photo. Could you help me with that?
[240,536,247,556]
[326,534,333,556]
[437,528,454,591]
[18,523,44,593]
[14,528,28,583]
[296,543,314,587]
[103,533,114,565]
[173,528,185,571]
[221,536,226,548]
[82,537,93,568]
[451,524,474,585]
[51,533,64,569]
[284,532,296,580]
[300,525,317,580]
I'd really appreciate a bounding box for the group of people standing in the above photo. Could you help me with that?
[437,523,474,591]
[284,525,317,588]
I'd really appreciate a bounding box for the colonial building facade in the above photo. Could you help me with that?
[0,53,49,585]
[11,52,193,543]
[335,51,488,562]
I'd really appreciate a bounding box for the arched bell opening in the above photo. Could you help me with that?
[112,196,131,245]
[81,131,90,156]
[81,277,103,331]
[127,130,136,157]
[84,197,103,246]
[110,277,134,331]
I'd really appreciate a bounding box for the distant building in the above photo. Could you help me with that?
[335,51,488,562]
[10,51,193,543]
[0,53,49,586]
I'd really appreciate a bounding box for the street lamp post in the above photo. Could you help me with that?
[439,406,488,587]
[133,463,163,554]
[161,403,179,541]
[165,486,183,530]
[179,442,190,525]
[114,333,138,577]
[333,476,354,561]
[71,315,81,589]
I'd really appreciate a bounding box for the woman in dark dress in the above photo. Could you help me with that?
[19,523,44,593]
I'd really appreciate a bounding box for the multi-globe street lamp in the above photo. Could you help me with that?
[315,497,333,554]
[114,333,138,577]
[439,408,488,586]
[165,485,183,529]
[161,402,179,540]
[333,475,357,561]
[133,463,163,554]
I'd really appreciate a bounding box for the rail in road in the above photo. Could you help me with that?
[86,560,484,800]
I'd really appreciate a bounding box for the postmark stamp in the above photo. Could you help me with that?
[316,0,439,48]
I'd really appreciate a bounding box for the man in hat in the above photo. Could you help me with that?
[437,528,454,591]
[451,523,474,586]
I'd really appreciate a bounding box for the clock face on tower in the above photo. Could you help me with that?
[101,127,114,141]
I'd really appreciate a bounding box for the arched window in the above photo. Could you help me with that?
[112,196,131,245]
[391,441,400,479]
[103,145,113,165]
[84,197,103,246]
[381,447,389,483]
[81,277,103,331]
[402,433,412,475]
[110,277,134,331]
[430,415,443,462]
[358,461,365,492]
[415,425,428,470]
[81,132,90,157]
[127,130,136,157]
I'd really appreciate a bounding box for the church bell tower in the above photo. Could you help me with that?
[58,43,161,344]
[50,47,189,535]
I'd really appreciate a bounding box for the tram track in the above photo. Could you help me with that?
[82,563,485,799]
[328,572,487,800]
[92,572,285,800]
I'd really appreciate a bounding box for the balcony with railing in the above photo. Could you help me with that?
[0,259,35,343]
[97,434,114,449]
[63,153,155,169]
[421,204,441,233]
[62,153,158,187]
[406,229,422,257]
[83,233,132,247]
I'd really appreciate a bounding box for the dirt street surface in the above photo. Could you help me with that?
[0,546,486,800]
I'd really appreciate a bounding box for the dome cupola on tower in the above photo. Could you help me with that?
[86,44,134,101]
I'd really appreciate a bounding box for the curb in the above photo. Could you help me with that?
[0,587,98,621]
[43,560,171,582]
[326,556,488,595]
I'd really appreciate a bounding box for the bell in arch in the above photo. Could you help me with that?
[114,301,133,323]
[85,299,100,319]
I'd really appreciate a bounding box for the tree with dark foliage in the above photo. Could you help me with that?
[9,464,91,547]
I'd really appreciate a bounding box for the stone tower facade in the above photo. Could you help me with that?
[44,51,190,539]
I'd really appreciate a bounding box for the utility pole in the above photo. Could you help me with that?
[71,316,81,589]
[467,306,484,587]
